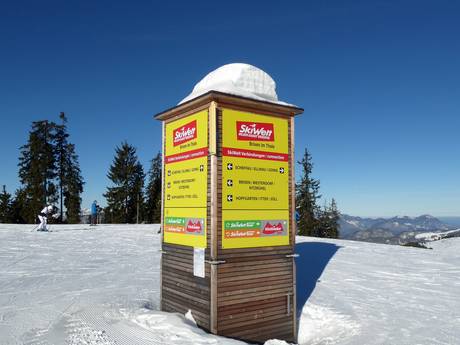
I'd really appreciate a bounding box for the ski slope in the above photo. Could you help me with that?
[296,236,460,345]
[0,224,459,345]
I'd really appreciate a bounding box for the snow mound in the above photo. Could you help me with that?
[132,311,245,344]
[298,304,360,345]
[179,63,295,107]
[185,309,197,325]
[264,340,291,345]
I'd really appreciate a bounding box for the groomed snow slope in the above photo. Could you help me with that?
[0,225,459,345]
[296,236,460,345]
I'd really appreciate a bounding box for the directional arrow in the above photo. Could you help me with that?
[199,165,204,172]
[167,182,171,188]
[227,195,233,202]
[167,170,171,176]
[167,194,171,200]
[279,167,285,174]
[227,179,233,187]
[227,163,233,170]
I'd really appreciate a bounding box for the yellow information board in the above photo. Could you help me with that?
[164,157,207,208]
[163,110,208,248]
[222,109,290,249]
[222,156,288,210]
[163,207,207,248]
[165,111,208,157]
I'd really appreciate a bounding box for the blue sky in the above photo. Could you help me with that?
[0,0,459,217]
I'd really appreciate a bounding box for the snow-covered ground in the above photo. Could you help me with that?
[0,224,459,345]
[296,237,460,345]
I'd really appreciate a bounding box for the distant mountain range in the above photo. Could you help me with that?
[339,214,459,245]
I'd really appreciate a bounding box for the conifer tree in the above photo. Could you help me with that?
[328,198,340,238]
[18,120,57,222]
[317,198,340,238]
[54,113,84,223]
[9,189,27,224]
[145,152,162,223]
[63,142,84,223]
[296,148,321,236]
[0,185,12,223]
[104,142,145,223]
[55,113,69,222]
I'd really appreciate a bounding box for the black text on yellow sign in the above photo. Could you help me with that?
[221,109,290,249]
[165,156,208,208]
[222,155,289,210]
[163,110,208,248]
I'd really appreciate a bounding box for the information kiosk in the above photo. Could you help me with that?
[155,64,303,343]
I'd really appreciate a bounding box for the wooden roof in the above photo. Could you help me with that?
[154,91,304,121]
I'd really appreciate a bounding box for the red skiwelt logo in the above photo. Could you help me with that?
[263,222,284,235]
[236,121,274,141]
[186,220,202,233]
[173,120,197,146]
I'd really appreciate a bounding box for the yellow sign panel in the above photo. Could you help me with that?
[164,156,207,208]
[164,110,208,248]
[222,108,288,154]
[163,207,207,248]
[165,110,208,157]
[222,109,290,249]
[222,156,288,210]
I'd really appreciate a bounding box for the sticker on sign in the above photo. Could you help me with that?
[223,219,287,239]
[164,217,205,236]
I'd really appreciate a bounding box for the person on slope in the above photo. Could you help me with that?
[37,205,54,231]
[90,200,98,226]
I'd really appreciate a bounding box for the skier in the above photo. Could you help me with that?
[90,200,98,226]
[37,205,54,231]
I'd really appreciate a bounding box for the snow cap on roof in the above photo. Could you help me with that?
[179,63,295,107]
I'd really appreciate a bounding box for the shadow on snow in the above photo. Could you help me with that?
[295,241,341,317]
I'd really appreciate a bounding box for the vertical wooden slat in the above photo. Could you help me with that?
[290,118,295,247]
[209,101,218,333]
[290,116,297,341]
[160,120,165,310]
[209,101,217,156]
[216,108,223,258]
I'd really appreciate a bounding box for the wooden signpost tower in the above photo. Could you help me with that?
[155,83,303,343]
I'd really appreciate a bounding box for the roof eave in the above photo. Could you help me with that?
[154,91,304,121]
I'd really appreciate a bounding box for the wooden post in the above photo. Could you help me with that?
[290,116,297,340]
[209,101,218,334]
[159,120,165,310]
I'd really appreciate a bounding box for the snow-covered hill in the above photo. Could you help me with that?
[339,214,455,245]
[0,224,459,345]
[415,228,460,242]
[340,214,452,238]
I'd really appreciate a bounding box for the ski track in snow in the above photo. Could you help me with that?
[1,225,459,345]
[0,225,244,345]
